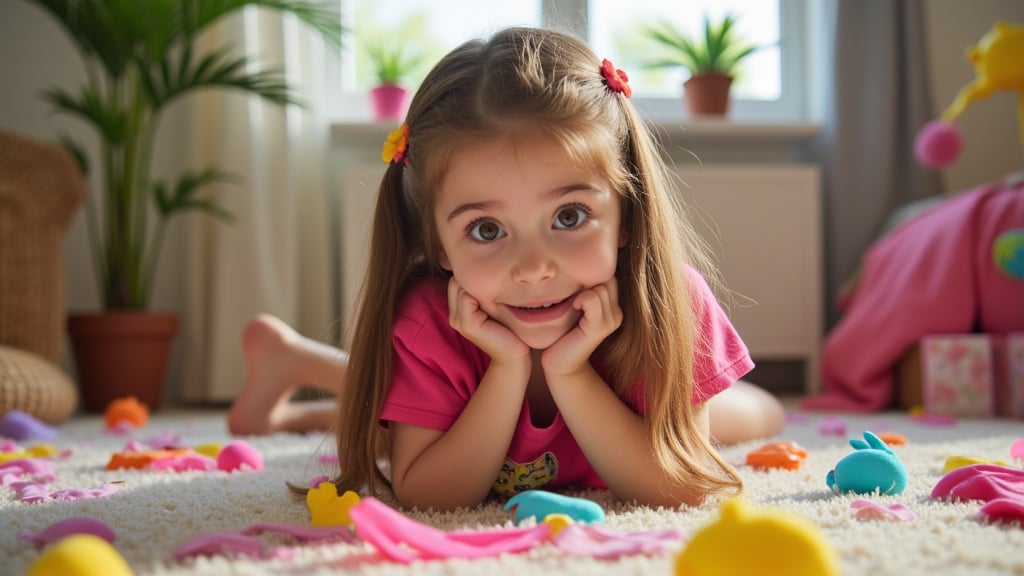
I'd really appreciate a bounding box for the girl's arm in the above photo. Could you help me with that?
[389,277,531,511]
[547,366,710,507]
[389,359,529,510]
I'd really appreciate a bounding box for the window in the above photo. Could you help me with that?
[336,0,807,122]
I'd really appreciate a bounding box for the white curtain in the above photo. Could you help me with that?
[181,8,340,403]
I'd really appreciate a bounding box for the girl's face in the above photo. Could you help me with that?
[434,134,625,350]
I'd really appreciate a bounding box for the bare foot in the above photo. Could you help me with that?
[227,314,304,435]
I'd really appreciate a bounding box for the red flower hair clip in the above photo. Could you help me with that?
[381,123,409,166]
[601,58,632,98]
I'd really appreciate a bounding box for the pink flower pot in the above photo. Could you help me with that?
[370,85,410,121]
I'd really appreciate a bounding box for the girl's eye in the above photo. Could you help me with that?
[468,219,506,242]
[553,206,590,230]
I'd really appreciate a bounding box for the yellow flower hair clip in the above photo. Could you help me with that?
[381,123,409,166]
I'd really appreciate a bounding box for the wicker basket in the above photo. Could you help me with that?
[0,129,84,421]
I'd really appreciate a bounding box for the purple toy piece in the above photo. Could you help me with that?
[0,411,59,441]
[18,517,116,550]
[174,532,263,560]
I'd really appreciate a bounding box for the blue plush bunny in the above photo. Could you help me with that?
[826,431,908,495]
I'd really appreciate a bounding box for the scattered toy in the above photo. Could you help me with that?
[1011,438,1024,460]
[675,498,839,576]
[874,431,908,446]
[106,448,194,470]
[505,490,605,524]
[216,440,264,472]
[826,431,907,495]
[306,482,361,527]
[943,455,1006,473]
[0,411,59,441]
[745,441,808,471]
[104,397,149,429]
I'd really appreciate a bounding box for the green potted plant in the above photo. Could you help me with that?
[642,13,758,117]
[24,0,342,411]
[365,39,425,121]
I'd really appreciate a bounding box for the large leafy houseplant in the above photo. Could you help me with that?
[642,13,757,116]
[27,0,343,310]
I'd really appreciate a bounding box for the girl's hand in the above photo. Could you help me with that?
[447,277,530,367]
[541,278,622,377]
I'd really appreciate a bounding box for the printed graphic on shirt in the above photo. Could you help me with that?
[493,451,558,497]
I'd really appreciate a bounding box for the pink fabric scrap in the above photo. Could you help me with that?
[553,524,684,558]
[931,464,1024,503]
[350,497,550,563]
[241,522,356,543]
[850,499,917,521]
[0,458,55,486]
[978,498,1024,525]
[149,453,217,472]
[10,481,120,504]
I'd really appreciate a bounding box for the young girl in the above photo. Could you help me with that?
[228,27,784,510]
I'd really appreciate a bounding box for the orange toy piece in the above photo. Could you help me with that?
[746,441,809,471]
[875,431,908,446]
[106,448,192,470]
[104,396,149,428]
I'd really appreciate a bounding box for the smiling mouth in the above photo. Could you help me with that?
[513,296,571,310]
[506,295,575,324]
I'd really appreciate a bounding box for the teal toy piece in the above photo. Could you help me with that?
[994,229,1024,280]
[504,490,605,524]
[826,431,908,495]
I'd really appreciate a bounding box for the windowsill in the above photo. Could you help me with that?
[331,118,821,144]
[330,118,822,165]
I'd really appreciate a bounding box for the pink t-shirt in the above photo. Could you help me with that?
[379,266,753,495]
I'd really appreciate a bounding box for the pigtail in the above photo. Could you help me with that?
[333,162,421,496]
[614,103,742,500]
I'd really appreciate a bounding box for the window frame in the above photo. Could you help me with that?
[333,0,809,123]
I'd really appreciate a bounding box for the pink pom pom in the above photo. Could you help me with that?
[216,440,264,472]
[915,121,962,168]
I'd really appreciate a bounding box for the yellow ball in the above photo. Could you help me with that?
[27,534,133,576]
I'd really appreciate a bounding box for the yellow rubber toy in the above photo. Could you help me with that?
[676,498,839,576]
[26,534,133,576]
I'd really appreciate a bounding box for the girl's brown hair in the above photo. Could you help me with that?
[332,27,741,500]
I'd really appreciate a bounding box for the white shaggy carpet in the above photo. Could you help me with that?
[2,408,1023,575]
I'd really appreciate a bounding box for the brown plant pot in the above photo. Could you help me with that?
[67,311,179,413]
[683,72,734,117]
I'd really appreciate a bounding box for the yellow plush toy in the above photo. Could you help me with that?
[915,21,1024,167]
[675,498,840,576]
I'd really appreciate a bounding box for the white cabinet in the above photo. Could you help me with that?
[331,122,823,392]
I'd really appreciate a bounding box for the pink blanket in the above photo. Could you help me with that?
[802,179,1024,411]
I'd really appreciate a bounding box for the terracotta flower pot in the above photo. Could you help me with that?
[683,72,734,117]
[370,84,410,121]
[67,311,178,412]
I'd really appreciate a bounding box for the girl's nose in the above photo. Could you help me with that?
[511,241,555,285]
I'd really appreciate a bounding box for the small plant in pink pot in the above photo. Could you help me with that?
[366,39,425,121]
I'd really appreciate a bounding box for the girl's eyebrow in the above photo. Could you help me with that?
[445,183,598,222]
